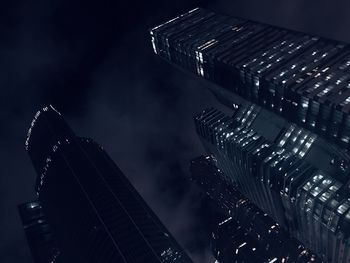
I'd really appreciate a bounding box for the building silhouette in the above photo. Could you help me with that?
[20,105,193,263]
[151,7,350,262]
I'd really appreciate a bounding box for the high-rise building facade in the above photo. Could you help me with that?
[22,105,193,263]
[211,217,270,263]
[151,8,350,262]
[150,7,350,151]
[192,105,350,262]
[18,201,62,263]
[190,155,320,263]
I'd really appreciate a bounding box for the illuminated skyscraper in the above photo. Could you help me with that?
[192,105,350,262]
[150,7,350,150]
[23,105,193,263]
[151,8,350,262]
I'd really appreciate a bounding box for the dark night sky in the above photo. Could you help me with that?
[2,0,350,262]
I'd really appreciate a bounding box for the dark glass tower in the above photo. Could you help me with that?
[23,105,193,263]
[151,8,350,262]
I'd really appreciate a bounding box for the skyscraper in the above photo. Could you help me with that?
[22,105,193,263]
[190,155,320,263]
[150,7,350,150]
[192,105,350,262]
[151,7,350,262]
